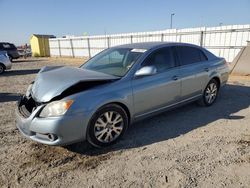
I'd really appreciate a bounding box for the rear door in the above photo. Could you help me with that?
[174,46,209,100]
[132,47,181,116]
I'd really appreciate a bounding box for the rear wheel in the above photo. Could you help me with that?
[0,64,5,74]
[87,104,128,147]
[198,79,219,106]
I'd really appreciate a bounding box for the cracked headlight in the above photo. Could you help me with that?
[39,100,74,117]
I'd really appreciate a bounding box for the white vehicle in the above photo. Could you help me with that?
[0,51,12,74]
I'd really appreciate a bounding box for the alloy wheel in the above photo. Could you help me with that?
[94,111,124,143]
[205,82,218,104]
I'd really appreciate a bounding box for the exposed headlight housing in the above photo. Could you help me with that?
[26,83,33,97]
[39,100,74,118]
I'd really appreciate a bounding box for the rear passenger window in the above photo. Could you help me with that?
[142,47,176,73]
[176,46,207,66]
[2,43,12,49]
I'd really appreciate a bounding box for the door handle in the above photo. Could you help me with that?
[172,75,179,81]
[204,68,209,72]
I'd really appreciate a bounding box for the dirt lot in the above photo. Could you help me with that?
[0,58,250,188]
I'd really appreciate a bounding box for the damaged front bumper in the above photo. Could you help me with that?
[16,96,88,146]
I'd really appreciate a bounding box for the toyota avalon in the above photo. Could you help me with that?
[16,42,229,147]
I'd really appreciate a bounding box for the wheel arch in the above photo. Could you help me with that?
[0,62,6,69]
[211,76,221,89]
[110,102,131,125]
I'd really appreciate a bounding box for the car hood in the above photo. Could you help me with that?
[31,66,119,102]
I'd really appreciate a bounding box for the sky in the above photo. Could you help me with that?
[0,0,250,45]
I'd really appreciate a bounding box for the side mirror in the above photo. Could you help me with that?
[135,66,157,77]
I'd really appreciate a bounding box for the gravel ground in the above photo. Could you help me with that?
[0,58,250,188]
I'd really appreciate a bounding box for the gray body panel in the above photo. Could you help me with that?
[132,67,181,116]
[0,51,12,70]
[16,42,229,145]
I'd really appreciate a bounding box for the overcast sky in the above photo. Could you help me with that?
[0,0,250,45]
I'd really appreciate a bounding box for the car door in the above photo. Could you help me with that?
[174,46,210,100]
[132,47,181,117]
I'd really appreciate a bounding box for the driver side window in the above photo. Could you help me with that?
[142,47,176,73]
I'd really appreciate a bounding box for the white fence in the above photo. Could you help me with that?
[49,24,250,62]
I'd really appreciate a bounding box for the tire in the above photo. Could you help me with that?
[198,79,219,106]
[0,64,5,74]
[87,104,128,148]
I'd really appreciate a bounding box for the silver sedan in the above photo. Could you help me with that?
[16,42,229,147]
[0,51,12,74]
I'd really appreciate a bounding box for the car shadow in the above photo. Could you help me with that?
[3,69,40,76]
[0,93,21,103]
[57,84,250,155]
[12,59,43,63]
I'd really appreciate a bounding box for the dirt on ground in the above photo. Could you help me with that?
[0,57,250,188]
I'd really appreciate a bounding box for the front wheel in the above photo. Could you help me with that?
[87,104,128,147]
[198,79,219,106]
[0,64,5,74]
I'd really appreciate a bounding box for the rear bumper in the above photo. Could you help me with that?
[16,97,89,146]
[220,68,230,87]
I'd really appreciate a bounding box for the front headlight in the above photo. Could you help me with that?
[39,100,74,118]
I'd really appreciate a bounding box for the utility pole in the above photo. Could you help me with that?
[170,13,175,29]
[104,28,107,47]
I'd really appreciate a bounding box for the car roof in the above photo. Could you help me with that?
[113,42,217,60]
[114,42,202,50]
[0,42,12,44]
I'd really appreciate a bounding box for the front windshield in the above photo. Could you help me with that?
[81,48,145,77]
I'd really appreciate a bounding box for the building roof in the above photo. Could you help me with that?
[32,34,56,38]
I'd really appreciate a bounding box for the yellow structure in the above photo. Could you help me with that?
[30,34,55,57]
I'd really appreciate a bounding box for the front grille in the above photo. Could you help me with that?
[18,96,40,118]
